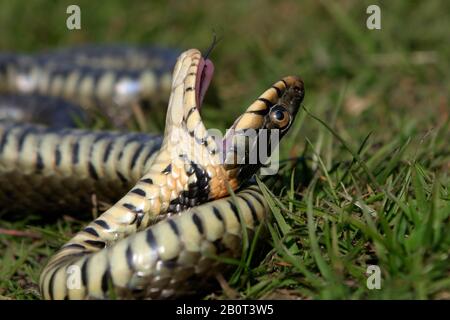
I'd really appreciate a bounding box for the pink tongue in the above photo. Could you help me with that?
[195,58,214,108]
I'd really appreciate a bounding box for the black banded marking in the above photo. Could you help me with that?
[83,227,99,237]
[162,164,172,174]
[81,259,88,286]
[130,144,145,169]
[185,86,194,92]
[36,151,44,171]
[84,239,106,249]
[33,132,46,172]
[143,148,157,166]
[163,258,178,269]
[281,79,288,88]
[101,266,111,295]
[116,170,128,184]
[123,202,145,228]
[94,219,110,230]
[272,85,282,97]
[145,229,158,249]
[123,202,139,212]
[194,135,207,146]
[192,213,204,235]
[55,145,62,166]
[130,188,146,197]
[212,206,223,222]
[63,243,86,250]
[102,140,114,163]
[17,127,35,152]
[258,98,273,108]
[122,203,136,212]
[11,54,296,300]
[117,149,124,161]
[168,219,179,236]
[0,126,13,154]
[227,200,241,223]
[213,239,228,254]
[47,268,58,300]
[116,139,141,164]
[88,162,99,180]
[247,108,270,116]
[90,133,110,166]
[239,195,259,224]
[71,140,80,164]
[126,245,135,271]
[186,106,197,120]
[93,132,111,144]
[246,190,265,208]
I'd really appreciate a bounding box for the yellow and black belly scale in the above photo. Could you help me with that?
[0,47,305,299]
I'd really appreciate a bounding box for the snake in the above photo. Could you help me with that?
[0,47,305,299]
[0,45,180,127]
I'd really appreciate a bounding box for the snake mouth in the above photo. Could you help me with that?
[196,57,214,109]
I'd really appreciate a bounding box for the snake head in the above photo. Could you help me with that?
[145,49,304,209]
[222,76,305,186]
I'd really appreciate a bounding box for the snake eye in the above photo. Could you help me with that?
[269,106,290,129]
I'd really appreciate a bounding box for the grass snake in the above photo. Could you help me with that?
[0,47,305,299]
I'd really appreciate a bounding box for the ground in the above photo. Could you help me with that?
[0,0,449,299]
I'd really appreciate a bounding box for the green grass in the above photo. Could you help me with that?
[0,0,449,299]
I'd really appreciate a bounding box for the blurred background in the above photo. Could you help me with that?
[1,0,449,139]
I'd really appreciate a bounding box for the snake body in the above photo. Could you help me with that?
[0,45,180,127]
[0,47,304,299]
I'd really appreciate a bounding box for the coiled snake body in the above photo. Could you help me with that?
[0,46,304,299]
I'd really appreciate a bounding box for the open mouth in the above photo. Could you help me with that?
[195,57,214,109]
[194,56,231,162]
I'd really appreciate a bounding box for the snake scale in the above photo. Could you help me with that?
[0,46,305,299]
